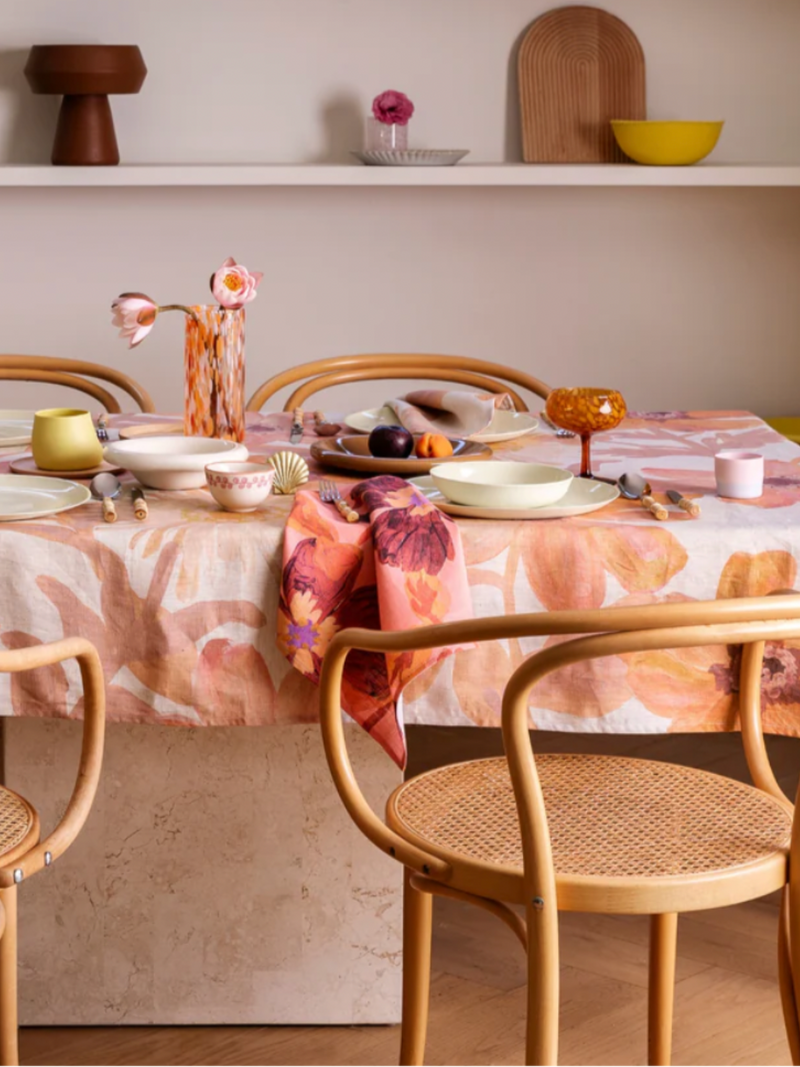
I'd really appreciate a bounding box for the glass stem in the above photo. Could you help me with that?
[580,433,593,478]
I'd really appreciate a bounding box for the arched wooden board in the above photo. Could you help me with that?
[518,6,646,163]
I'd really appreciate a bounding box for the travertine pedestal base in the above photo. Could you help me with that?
[1,720,402,1025]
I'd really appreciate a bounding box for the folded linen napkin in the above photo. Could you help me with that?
[277,476,473,767]
[387,388,515,438]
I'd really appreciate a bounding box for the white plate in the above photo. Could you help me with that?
[0,474,91,521]
[0,410,36,449]
[345,405,539,443]
[410,476,619,519]
[351,149,469,167]
[103,436,249,490]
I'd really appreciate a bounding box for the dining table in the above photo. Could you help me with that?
[2,406,800,1026]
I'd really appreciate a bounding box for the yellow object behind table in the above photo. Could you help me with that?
[765,417,800,445]
[611,120,724,166]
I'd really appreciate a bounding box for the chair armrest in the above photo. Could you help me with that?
[0,638,105,886]
[319,635,451,880]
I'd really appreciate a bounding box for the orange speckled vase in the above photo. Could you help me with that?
[184,305,245,442]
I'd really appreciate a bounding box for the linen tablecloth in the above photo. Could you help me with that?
[2,409,800,741]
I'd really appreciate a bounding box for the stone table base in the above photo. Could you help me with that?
[1,719,402,1025]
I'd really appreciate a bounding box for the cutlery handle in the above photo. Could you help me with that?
[102,497,117,524]
[334,498,359,523]
[314,411,325,426]
[642,494,668,521]
[678,497,701,518]
[132,492,148,521]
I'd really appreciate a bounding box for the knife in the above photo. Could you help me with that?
[289,407,304,444]
[667,489,701,518]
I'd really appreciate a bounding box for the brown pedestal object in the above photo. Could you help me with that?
[24,45,147,166]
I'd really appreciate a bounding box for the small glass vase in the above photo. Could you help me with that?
[184,305,246,443]
[365,116,408,151]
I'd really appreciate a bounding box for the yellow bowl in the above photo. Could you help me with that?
[31,408,104,471]
[611,120,724,166]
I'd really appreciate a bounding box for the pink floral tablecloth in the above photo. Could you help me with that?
[2,409,800,741]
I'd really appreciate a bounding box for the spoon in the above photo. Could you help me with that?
[314,411,342,436]
[618,473,668,521]
[90,472,122,524]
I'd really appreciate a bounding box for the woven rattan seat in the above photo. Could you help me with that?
[0,787,38,863]
[387,754,792,913]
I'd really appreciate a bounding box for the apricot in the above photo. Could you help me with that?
[415,432,454,459]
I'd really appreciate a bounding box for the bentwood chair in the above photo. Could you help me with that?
[319,595,800,1066]
[246,354,551,413]
[0,355,155,413]
[0,638,105,1066]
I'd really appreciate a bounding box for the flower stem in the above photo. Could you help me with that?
[158,303,200,322]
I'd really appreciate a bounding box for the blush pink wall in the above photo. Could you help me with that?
[0,1,797,416]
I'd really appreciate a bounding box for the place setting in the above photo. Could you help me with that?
[312,384,624,520]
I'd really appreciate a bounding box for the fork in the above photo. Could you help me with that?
[319,478,360,522]
[539,411,576,438]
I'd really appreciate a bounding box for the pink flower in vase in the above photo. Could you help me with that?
[372,90,415,126]
[210,257,264,309]
[111,292,158,348]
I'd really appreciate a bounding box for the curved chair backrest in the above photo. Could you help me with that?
[0,637,105,885]
[0,355,155,413]
[247,354,552,413]
[318,593,800,882]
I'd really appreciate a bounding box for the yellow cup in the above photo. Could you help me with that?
[31,408,103,472]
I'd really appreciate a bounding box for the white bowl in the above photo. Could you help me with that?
[430,461,573,509]
[103,436,249,490]
[206,462,274,512]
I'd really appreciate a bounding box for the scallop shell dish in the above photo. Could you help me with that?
[269,451,309,495]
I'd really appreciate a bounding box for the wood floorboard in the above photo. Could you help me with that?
[18,730,800,1066]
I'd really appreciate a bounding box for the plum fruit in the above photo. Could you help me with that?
[368,425,414,459]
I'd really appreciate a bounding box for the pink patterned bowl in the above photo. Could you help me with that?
[205,462,275,513]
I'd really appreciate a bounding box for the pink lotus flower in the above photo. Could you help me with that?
[210,257,263,309]
[111,292,158,348]
[372,90,415,126]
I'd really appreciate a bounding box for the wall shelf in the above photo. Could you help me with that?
[1,163,799,188]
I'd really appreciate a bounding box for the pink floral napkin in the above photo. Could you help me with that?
[277,476,474,767]
[387,388,515,438]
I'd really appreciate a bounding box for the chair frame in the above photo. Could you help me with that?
[319,594,800,1066]
[0,638,105,1066]
[0,355,155,413]
[246,354,551,413]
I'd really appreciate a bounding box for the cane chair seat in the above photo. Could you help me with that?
[387,754,792,914]
[0,787,38,865]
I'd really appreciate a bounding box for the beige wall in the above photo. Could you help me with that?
[0,1,798,415]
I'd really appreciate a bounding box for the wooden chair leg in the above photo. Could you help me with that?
[648,913,678,1067]
[525,898,559,1066]
[0,886,18,1067]
[780,886,800,1065]
[400,867,433,1067]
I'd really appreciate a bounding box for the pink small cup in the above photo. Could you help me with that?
[714,450,764,499]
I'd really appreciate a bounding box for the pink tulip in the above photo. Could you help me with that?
[372,90,415,126]
[210,257,264,309]
[111,292,158,348]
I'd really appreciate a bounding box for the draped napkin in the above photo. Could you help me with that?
[277,476,473,767]
[386,388,515,438]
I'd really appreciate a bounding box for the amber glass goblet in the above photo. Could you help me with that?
[545,387,627,479]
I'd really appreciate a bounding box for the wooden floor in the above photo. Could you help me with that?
[20,727,800,1066]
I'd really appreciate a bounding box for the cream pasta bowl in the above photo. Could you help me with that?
[104,436,249,490]
[430,461,573,509]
